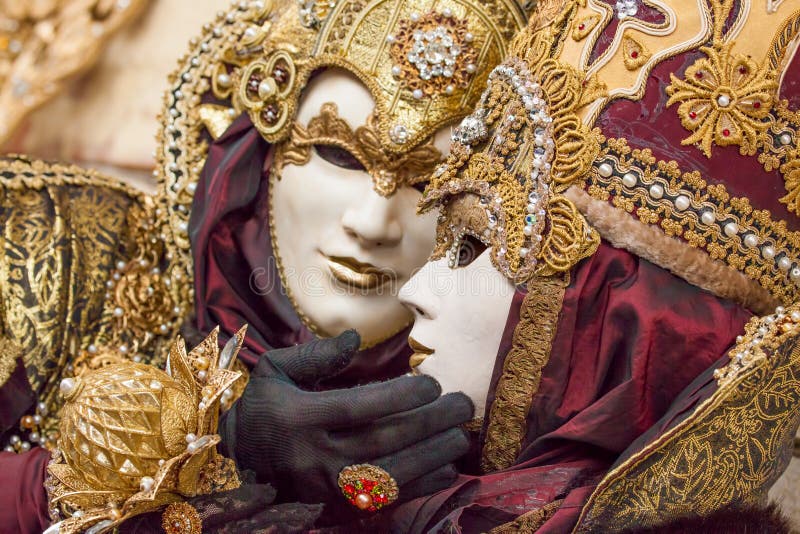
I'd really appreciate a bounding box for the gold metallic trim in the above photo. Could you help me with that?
[481,274,568,473]
[574,305,800,532]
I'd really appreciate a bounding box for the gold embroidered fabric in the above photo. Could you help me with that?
[154,0,530,310]
[0,156,176,453]
[575,306,800,532]
[0,0,149,144]
[583,136,800,307]
[481,275,568,473]
[274,102,443,197]
[489,499,564,533]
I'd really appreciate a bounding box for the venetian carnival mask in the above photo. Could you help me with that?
[270,70,448,345]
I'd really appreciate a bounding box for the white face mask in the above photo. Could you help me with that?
[270,69,450,347]
[399,247,516,417]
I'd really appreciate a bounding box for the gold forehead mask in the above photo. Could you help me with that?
[214,0,529,154]
[275,102,443,196]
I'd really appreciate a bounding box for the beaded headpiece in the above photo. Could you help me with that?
[420,8,602,283]
[45,327,246,534]
[154,0,531,308]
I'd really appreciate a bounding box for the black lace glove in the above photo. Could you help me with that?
[218,330,473,506]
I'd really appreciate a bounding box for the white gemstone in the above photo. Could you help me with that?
[413,89,424,100]
[386,35,395,44]
[59,378,76,397]
[776,306,786,314]
[763,246,776,260]
[779,257,793,272]
[519,247,530,258]
[139,476,155,492]
[442,8,452,17]
[187,442,199,454]
[217,73,231,87]
[716,94,731,107]
[649,184,664,199]
[744,234,759,248]
[700,211,715,225]
[88,345,98,354]
[598,163,613,177]
[392,65,402,77]
[185,433,197,443]
[116,260,126,270]
[780,133,793,146]
[622,173,637,187]
[674,195,691,211]
[792,311,800,322]
[445,85,455,95]
[723,222,739,237]
[390,124,409,144]
[792,268,800,281]
[113,307,124,317]
[119,344,128,354]
[465,32,474,42]
[466,64,477,74]
[410,12,420,22]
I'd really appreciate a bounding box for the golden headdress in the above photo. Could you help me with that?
[45,327,246,534]
[153,0,532,308]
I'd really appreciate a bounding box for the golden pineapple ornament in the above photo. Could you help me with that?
[45,326,247,534]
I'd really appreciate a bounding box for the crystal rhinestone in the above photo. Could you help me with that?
[520,247,530,258]
[700,211,715,225]
[527,203,537,213]
[622,173,637,188]
[525,214,537,226]
[413,89,424,99]
[744,234,759,248]
[528,192,540,204]
[792,268,800,282]
[762,245,776,260]
[598,163,613,177]
[723,222,739,237]
[649,184,664,199]
[792,311,800,322]
[453,115,488,145]
[390,124,409,144]
[674,195,691,211]
[779,256,792,272]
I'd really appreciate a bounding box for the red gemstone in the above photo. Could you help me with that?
[578,23,585,30]
[695,72,704,79]
[631,51,639,58]
[739,66,747,74]
[273,66,288,84]
[689,111,697,119]
[753,101,761,109]
[723,128,731,137]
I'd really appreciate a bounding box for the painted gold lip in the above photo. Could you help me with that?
[325,255,395,291]
[408,336,434,369]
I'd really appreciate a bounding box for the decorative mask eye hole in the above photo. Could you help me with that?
[453,233,488,268]
[314,144,367,171]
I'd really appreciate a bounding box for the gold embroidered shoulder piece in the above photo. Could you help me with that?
[0,0,149,144]
[574,304,800,532]
[0,156,179,455]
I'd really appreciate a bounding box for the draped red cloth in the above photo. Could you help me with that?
[188,114,413,386]
[385,242,752,533]
[0,448,52,533]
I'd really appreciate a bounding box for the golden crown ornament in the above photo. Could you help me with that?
[43,326,247,534]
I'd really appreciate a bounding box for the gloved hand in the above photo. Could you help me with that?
[218,330,473,506]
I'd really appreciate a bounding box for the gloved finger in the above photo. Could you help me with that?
[255,330,360,385]
[334,392,474,460]
[372,427,470,487]
[311,374,441,428]
[397,464,459,502]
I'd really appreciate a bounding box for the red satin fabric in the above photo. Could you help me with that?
[188,114,413,385]
[0,448,51,533]
[386,242,751,533]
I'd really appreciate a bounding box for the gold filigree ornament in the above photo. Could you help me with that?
[0,0,149,144]
[421,24,605,283]
[666,41,777,158]
[44,326,247,534]
[153,0,531,309]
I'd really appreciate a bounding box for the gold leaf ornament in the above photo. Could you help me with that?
[45,327,247,534]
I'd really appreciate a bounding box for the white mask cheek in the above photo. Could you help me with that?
[411,250,515,418]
